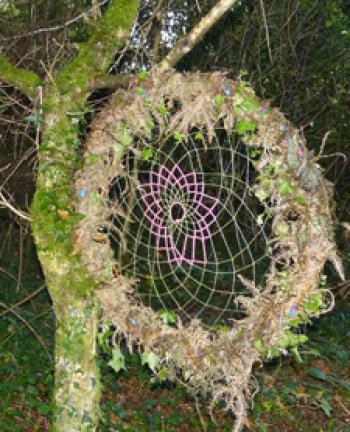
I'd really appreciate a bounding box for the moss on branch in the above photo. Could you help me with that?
[55,0,140,94]
[30,0,140,314]
[0,53,42,99]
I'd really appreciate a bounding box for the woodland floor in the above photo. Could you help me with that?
[0,220,349,432]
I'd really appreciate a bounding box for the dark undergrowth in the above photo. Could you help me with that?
[0,219,349,432]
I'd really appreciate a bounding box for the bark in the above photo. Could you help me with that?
[158,0,240,72]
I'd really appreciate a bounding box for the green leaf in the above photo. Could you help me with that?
[277,181,294,196]
[116,129,133,147]
[135,86,145,96]
[215,94,225,111]
[336,349,349,365]
[277,330,308,351]
[141,350,160,372]
[142,147,154,161]
[240,97,260,113]
[303,291,323,315]
[158,310,176,325]
[255,339,265,353]
[194,132,204,141]
[174,131,185,143]
[137,70,149,80]
[156,104,169,116]
[86,154,100,165]
[317,397,333,417]
[308,367,327,381]
[295,193,306,206]
[236,119,256,135]
[108,346,125,373]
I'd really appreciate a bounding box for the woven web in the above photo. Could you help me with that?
[108,129,271,326]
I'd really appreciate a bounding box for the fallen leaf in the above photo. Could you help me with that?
[57,209,69,220]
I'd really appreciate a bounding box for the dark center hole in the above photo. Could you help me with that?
[170,202,185,222]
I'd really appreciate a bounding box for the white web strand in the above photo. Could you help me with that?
[108,129,270,326]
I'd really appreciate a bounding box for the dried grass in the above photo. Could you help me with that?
[74,71,341,431]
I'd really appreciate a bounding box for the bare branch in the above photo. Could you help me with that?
[158,0,240,72]
[0,191,32,221]
[88,73,132,90]
[0,0,109,42]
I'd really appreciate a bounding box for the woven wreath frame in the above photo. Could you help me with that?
[74,71,342,431]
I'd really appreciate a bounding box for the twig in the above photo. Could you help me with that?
[0,301,52,360]
[0,284,47,318]
[259,0,273,63]
[157,0,240,72]
[0,0,109,42]
[0,191,32,221]
[318,130,332,157]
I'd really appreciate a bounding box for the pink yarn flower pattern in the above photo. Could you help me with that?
[139,164,219,266]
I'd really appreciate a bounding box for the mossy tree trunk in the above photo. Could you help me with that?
[1,1,139,430]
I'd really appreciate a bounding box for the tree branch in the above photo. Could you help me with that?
[157,0,240,72]
[0,54,42,99]
[87,73,132,90]
[55,0,140,94]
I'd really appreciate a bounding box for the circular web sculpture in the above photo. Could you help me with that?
[74,72,341,431]
[110,134,270,326]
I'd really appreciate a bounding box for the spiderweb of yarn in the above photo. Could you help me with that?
[108,131,270,326]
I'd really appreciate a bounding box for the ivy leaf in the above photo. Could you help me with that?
[239,97,260,113]
[308,367,327,381]
[116,129,133,147]
[174,131,185,143]
[135,86,145,96]
[236,120,256,135]
[158,310,176,325]
[137,70,149,80]
[277,181,294,196]
[295,193,306,206]
[108,346,125,373]
[142,147,154,161]
[318,397,333,417]
[194,132,204,141]
[156,104,169,116]
[303,291,323,315]
[141,350,160,372]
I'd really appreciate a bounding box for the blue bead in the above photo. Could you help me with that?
[280,124,287,132]
[288,306,298,318]
[79,189,87,198]
[223,87,232,96]
[131,318,137,326]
